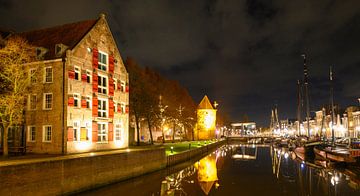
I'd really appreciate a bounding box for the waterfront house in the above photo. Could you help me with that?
[9,14,129,154]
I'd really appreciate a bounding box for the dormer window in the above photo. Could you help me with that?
[55,44,68,57]
[36,47,48,60]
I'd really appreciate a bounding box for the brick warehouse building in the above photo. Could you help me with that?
[15,14,129,154]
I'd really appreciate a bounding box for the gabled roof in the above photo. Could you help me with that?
[198,95,214,109]
[16,19,98,60]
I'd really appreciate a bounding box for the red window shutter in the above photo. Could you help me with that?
[117,104,121,113]
[125,105,129,114]
[109,99,114,118]
[68,97,74,106]
[81,99,87,108]
[67,128,74,141]
[93,48,98,69]
[109,55,114,74]
[92,122,98,142]
[81,74,87,82]
[117,82,121,90]
[92,97,98,117]
[92,73,98,92]
[108,123,114,141]
[69,70,75,79]
[109,78,114,96]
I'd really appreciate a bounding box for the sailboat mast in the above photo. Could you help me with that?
[302,54,311,137]
[330,66,335,145]
[297,80,302,135]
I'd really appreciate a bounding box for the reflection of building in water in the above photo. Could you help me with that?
[194,154,219,195]
[161,166,196,196]
[231,144,258,160]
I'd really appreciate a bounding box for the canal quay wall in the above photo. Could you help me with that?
[166,139,227,166]
[0,147,166,195]
[0,140,227,195]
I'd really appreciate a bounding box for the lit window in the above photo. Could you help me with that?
[29,68,36,83]
[98,99,107,118]
[44,67,53,83]
[98,75,107,94]
[97,123,107,142]
[28,94,37,110]
[86,96,91,109]
[74,66,80,80]
[120,81,126,92]
[43,93,53,110]
[86,70,91,83]
[115,123,122,141]
[28,126,36,142]
[43,125,52,142]
[98,51,107,71]
[73,94,80,108]
[73,121,80,141]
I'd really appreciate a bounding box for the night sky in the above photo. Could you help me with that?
[1,0,360,126]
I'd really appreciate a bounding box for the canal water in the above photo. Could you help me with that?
[79,143,360,196]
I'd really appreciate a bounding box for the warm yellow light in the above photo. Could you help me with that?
[194,154,218,195]
[74,141,92,151]
[198,110,216,131]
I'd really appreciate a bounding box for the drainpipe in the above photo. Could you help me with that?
[61,55,66,154]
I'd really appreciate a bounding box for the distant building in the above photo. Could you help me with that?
[231,122,256,135]
[3,14,129,154]
[194,95,217,140]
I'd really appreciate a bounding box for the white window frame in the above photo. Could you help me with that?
[120,81,126,92]
[73,121,80,141]
[74,66,80,81]
[43,125,52,142]
[29,68,36,84]
[98,74,108,94]
[115,123,122,141]
[114,101,117,113]
[98,51,108,71]
[86,96,91,109]
[44,66,53,83]
[28,94,37,110]
[97,122,108,142]
[86,70,92,83]
[28,126,36,142]
[120,102,126,114]
[73,93,80,108]
[43,93,53,110]
[98,98,108,118]
[113,78,117,91]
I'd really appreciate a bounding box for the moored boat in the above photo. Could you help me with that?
[314,145,360,163]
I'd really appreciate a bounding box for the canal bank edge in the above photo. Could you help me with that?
[0,140,226,195]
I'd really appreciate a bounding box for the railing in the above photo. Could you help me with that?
[166,140,226,166]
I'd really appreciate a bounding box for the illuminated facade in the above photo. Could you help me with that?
[194,95,217,140]
[21,14,129,154]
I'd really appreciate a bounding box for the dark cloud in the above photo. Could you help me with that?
[1,0,359,126]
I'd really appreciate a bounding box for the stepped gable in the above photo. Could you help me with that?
[17,19,97,59]
[198,95,214,109]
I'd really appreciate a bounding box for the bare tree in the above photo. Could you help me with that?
[0,36,35,156]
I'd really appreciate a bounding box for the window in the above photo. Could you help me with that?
[113,78,117,90]
[28,94,37,110]
[115,123,122,141]
[86,70,91,83]
[86,96,91,109]
[43,93,53,110]
[44,67,53,83]
[97,123,107,142]
[74,66,80,80]
[98,75,107,94]
[98,51,108,71]
[73,94,80,108]
[43,125,52,142]
[73,121,80,141]
[120,81,126,92]
[29,68,36,83]
[98,99,107,118]
[28,126,36,142]
[120,103,126,114]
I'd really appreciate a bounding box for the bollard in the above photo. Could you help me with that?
[189,143,191,150]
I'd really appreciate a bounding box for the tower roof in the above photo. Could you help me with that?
[198,95,214,109]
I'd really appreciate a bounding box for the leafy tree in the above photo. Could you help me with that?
[0,36,35,156]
